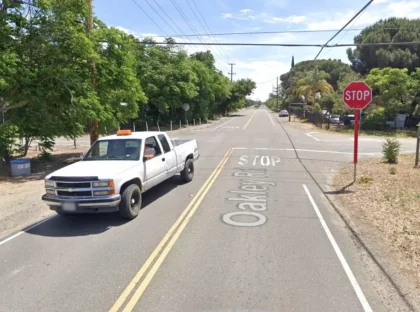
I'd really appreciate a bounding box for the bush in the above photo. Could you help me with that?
[0,124,19,163]
[382,138,401,163]
[358,176,373,184]
[363,107,387,130]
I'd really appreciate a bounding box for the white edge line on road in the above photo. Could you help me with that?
[265,110,275,126]
[211,116,236,131]
[231,147,376,155]
[302,184,372,312]
[0,215,56,246]
[306,132,320,141]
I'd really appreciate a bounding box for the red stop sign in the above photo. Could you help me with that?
[343,81,372,110]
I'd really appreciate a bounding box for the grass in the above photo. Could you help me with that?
[358,176,373,184]
[333,154,420,288]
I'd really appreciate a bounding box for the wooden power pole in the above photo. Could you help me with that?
[276,77,279,110]
[86,0,99,145]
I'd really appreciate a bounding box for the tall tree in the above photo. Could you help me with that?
[347,18,420,74]
[292,68,334,105]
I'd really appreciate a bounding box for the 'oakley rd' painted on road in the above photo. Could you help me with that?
[223,168,275,227]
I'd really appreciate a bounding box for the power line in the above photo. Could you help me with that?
[256,77,278,85]
[150,0,192,43]
[169,0,216,55]
[321,8,366,59]
[143,0,182,38]
[130,0,169,36]
[189,0,231,61]
[314,0,374,60]
[184,0,229,63]
[146,27,406,38]
[142,41,420,47]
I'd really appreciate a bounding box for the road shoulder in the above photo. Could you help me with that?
[328,154,420,310]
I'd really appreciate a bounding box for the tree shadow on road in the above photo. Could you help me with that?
[26,176,182,238]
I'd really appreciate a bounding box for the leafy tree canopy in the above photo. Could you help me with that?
[347,18,420,74]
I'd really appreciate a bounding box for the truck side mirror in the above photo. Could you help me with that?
[143,148,156,161]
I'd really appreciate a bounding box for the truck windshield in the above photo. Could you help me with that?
[83,139,142,161]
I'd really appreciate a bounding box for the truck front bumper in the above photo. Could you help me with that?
[42,194,121,213]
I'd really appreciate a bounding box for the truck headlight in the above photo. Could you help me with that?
[46,189,56,195]
[92,181,111,187]
[45,180,55,188]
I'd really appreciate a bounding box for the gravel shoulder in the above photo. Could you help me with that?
[331,154,420,309]
[0,147,85,239]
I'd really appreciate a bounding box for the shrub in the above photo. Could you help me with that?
[363,107,387,130]
[358,176,373,184]
[382,138,401,164]
[389,167,397,175]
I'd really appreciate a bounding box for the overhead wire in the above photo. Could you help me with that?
[142,0,184,39]
[169,0,226,66]
[143,42,420,47]
[150,0,193,43]
[321,4,367,58]
[130,0,169,36]
[314,0,374,60]
[184,0,230,64]
[188,0,231,61]
[144,27,406,38]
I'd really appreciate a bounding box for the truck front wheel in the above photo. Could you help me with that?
[119,184,142,220]
[181,159,194,183]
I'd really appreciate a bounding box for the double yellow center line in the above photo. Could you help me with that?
[242,110,257,130]
[109,148,233,312]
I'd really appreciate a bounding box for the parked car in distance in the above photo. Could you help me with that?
[42,130,199,220]
[279,110,289,117]
[327,114,341,124]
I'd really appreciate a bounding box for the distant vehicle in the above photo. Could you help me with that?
[42,131,199,220]
[328,114,341,124]
[279,110,289,117]
[341,113,364,126]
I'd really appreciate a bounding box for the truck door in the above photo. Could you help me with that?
[158,134,177,177]
[143,136,167,190]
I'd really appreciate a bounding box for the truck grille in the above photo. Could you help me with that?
[56,182,91,188]
[57,190,93,197]
[46,177,113,198]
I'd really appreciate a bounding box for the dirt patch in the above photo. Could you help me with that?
[0,148,85,239]
[332,154,420,295]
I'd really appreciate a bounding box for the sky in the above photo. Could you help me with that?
[94,0,420,101]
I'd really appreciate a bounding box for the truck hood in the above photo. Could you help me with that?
[46,160,139,180]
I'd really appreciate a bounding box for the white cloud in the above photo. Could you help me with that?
[305,0,420,30]
[239,9,253,14]
[221,13,233,19]
[265,15,307,24]
[221,8,256,20]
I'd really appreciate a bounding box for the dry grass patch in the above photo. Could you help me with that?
[333,154,420,286]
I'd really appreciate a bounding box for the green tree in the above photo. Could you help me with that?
[292,68,334,105]
[366,68,416,117]
[347,18,420,74]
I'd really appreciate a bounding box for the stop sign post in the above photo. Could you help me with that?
[343,81,372,181]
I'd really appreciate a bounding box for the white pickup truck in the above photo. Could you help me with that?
[42,131,199,219]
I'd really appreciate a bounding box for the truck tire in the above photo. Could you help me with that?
[119,184,142,220]
[181,159,194,183]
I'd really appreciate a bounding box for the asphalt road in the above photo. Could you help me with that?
[0,107,418,312]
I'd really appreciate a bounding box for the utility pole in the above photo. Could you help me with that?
[86,0,99,146]
[228,63,236,82]
[276,77,279,110]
